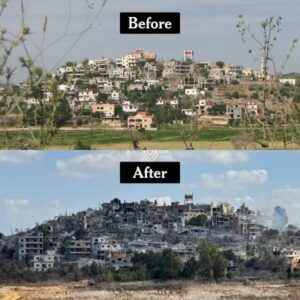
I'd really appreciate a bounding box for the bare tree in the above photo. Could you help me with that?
[236,15,299,149]
[0,0,108,149]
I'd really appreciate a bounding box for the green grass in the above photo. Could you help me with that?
[1,125,299,150]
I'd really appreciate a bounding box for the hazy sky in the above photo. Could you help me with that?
[0,150,300,235]
[1,0,300,82]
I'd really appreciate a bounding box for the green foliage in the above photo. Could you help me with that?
[73,141,91,150]
[96,93,108,103]
[155,249,184,280]
[198,241,226,280]
[199,68,209,78]
[216,61,225,69]
[114,265,150,282]
[207,104,226,116]
[222,250,237,262]
[103,270,114,282]
[74,229,88,239]
[245,254,287,273]
[187,214,208,227]
[156,63,164,78]
[181,257,199,279]
[263,228,279,238]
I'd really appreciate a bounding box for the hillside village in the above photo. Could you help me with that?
[6,49,298,131]
[1,195,300,281]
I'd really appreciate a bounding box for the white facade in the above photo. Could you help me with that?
[31,250,60,272]
[79,90,98,102]
[121,101,139,113]
[280,78,297,86]
[182,109,198,116]
[185,88,199,96]
[155,98,179,108]
[184,50,194,62]
[111,91,120,101]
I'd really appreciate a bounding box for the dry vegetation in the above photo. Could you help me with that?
[1,281,300,300]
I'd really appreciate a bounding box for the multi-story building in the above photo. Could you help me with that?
[31,250,60,272]
[128,112,155,130]
[226,104,245,122]
[17,232,43,260]
[184,50,194,62]
[155,98,179,108]
[67,240,91,256]
[284,249,300,271]
[91,103,115,117]
[78,89,99,102]
[121,101,139,113]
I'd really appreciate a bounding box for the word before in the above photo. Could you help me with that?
[128,17,172,30]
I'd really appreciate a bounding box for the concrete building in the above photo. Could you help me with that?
[67,240,91,256]
[184,50,194,62]
[128,112,155,130]
[280,78,297,86]
[185,88,199,96]
[17,232,43,260]
[155,98,179,108]
[79,89,98,102]
[91,103,115,117]
[31,250,60,272]
[121,101,139,113]
[226,104,245,122]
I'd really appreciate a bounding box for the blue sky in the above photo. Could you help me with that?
[1,0,299,82]
[0,150,300,235]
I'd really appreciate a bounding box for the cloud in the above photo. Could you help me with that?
[149,196,172,206]
[56,151,249,179]
[0,151,41,164]
[2,198,29,209]
[155,151,248,164]
[56,151,141,179]
[0,199,63,234]
[198,169,268,190]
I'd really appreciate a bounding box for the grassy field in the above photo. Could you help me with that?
[1,126,300,150]
[1,280,300,299]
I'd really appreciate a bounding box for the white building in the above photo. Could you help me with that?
[246,102,260,116]
[31,250,60,272]
[182,109,199,117]
[121,101,139,113]
[185,88,199,96]
[111,91,120,101]
[184,50,194,62]
[280,78,297,86]
[78,89,98,102]
[155,98,179,108]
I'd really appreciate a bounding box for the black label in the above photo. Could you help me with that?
[120,162,180,183]
[120,13,180,34]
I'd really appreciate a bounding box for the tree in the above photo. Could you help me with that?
[207,104,226,116]
[216,61,225,69]
[156,63,164,78]
[222,250,237,262]
[187,214,208,227]
[96,93,108,103]
[155,249,184,280]
[103,270,114,282]
[263,228,279,239]
[182,257,199,279]
[65,61,77,67]
[199,68,209,78]
[198,241,226,280]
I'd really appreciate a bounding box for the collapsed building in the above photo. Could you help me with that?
[6,195,270,272]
